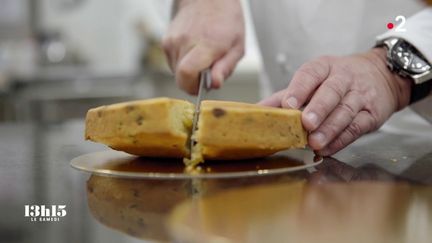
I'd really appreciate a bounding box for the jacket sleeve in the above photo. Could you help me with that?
[377,8,432,63]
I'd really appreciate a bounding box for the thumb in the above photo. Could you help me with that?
[257,90,285,107]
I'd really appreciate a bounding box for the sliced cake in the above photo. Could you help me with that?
[185,100,307,168]
[85,98,194,157]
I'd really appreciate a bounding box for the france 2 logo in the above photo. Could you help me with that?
[387,15,407,32]
[24,205,67,222]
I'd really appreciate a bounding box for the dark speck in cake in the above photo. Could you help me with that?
[136,115,144,125]
[125,105,135,113]
[212,108,226,118]
[137,218,146,227]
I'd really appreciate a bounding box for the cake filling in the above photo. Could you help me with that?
[183,132,204,172]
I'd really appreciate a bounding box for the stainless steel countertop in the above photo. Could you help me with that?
[0,107,431,243]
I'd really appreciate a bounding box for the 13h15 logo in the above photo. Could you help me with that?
[24,205,67,222]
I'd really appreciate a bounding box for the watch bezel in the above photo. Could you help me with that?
[383,38,432,84]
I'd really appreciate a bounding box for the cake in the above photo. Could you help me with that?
[184,100,307,168]
[85,98,307,167]
[85,98,194,157]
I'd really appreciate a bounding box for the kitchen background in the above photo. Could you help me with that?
[1,1,432,243]
[0,1,262,242]
[0,0,262,123]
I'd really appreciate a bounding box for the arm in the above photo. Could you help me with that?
[259,8,432,156]
[377,8,432,103]
[377,8,432,64]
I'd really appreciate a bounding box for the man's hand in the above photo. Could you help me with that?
[259,48,412,156]
[163,0,245,94]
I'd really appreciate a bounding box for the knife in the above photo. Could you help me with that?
[191,68,212,150]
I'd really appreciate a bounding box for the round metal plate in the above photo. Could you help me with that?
[70,149,322,179]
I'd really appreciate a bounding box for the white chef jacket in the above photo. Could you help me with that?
[248,0,429,95]
[377,8,432,64]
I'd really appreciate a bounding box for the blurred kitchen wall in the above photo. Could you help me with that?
[0,0,262,123]
[37,0,172,75]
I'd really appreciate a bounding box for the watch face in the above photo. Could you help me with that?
[391,41,431,74]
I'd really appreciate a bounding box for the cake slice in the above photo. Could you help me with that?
[185,100,307,168]
[85,98,194,157]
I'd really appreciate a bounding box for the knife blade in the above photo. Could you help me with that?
[191,68,212,150]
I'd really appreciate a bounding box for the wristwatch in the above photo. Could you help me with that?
[380,38,432,104]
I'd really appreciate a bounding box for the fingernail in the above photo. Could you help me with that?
[305,112,319,128]
[214,73,224,88]
[284,97,298,109]
[310,132,326,148]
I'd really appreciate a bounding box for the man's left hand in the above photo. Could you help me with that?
[259,48,412,156]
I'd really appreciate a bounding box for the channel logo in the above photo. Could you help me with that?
[387,15,407,32]
[24,205,67,222]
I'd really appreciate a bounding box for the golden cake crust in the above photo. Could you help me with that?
[85,98,194,157]
[195,100,307,161]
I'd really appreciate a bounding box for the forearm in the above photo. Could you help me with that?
[376,8,432,105]
[377,8,432,63]
[171,0,242,18]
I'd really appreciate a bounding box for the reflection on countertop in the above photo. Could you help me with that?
[84,155,432,243]
[86,176,190,242]
[170,179,432,243]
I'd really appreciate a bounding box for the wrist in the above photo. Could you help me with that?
[171,0,196,17]
[368,47,412,110]
[173,0,242,17]
[175,0,241,8]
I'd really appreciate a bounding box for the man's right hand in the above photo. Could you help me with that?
[163,0,245,94]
